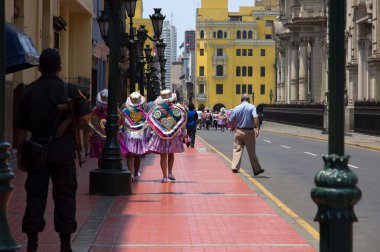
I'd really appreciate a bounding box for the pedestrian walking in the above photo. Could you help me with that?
[212,111,218,130]
[122,92,149,181]
[146,89,188,183]
[88,89,128,159]
[196,110,203,129]
[14,48,92,252]
[218,107,228,132]
[186,103,198,148]
[228,94,265,176]
[203,108,212,130]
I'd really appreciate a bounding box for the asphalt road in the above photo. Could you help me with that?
[197,128,380,252]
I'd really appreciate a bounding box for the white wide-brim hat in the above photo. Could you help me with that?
[96,89,108,109]
[155,89,177,103]
[126,91,145,107]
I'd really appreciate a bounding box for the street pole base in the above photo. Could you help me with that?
[89,168,132,195]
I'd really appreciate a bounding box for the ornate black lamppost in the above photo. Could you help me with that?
[311,1,361,251]
[136,25,148,96]
[89,0,132,195]
[0,1,21,250]
[155,39,167,89]
[125,0,137,93]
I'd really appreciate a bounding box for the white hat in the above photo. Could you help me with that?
[155,89,177,103]
[96,89,108,110]
[126,91,145,107]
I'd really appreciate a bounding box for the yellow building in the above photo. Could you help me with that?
[195,0,278,111]
[4,0,93,145]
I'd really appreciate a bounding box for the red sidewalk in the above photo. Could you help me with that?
[7,140,317,252]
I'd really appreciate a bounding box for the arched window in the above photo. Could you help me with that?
[242,30,247,39]
[217,30,223,38]
[237,30,241,39]
[200,30,205,39]
[248,30,253,39]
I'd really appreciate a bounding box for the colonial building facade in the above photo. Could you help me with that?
[195,0,278,111]
[5,0,94,145]
[274,0,380,130]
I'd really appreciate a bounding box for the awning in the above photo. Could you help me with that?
[6,22,39,74]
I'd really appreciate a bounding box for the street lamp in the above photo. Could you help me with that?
[97,10,110,42]
[311,1,361,251]
[136,25,148,96]
[125,0,137,18]
[0,1,21,250]
[125,0,137,93]
[89,0,132,195]
[156,39,167,89]
[150,8,165,39]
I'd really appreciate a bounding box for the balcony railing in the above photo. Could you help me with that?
[195,93,206,101]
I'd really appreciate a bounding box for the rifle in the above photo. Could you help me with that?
[66,98,83,168]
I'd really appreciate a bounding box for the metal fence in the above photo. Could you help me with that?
[354,101,380,135]
[262,104,325,130]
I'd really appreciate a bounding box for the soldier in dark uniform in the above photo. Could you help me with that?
[14,48,92,252]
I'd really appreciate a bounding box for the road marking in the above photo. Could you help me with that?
[280,145,291,149]
[304,152,317,157]
[264,140,272,143]
[197,135,320,242]
[348,164,359,169]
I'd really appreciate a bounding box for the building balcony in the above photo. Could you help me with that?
[195,93,207,101]
[212,75,228,79]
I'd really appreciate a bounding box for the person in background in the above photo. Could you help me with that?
[88,89,128,159]
[228,94,265,176]
[203,107,212,130]
[14,48,92,252]
[196,109,203,130]
[146,90,188,183]
[218,107,228,132]
[186,103,198,148]
[212,111,218,130]
[122,92,149,181]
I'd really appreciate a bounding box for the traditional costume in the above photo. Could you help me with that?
[88,89,128,158]
[147,90,187,154]
[218,107,228,131]
[122,92,148,155]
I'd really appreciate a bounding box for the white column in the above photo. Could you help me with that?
[357,39,366,100]
[298,39,308,101]
[280,50,286,102]
[310,37,322,103]
[285,41,291,103]
[290,41,299,102]
[276,51,282,102]
[373,0,380,55]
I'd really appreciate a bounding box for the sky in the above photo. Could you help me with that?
[142,0,256,56]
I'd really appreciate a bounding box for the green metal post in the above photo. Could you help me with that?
[129,16,136,93]
[0,1,21,250]
[311,1,361,251]
[90,0,132,195]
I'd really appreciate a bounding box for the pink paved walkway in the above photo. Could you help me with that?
[7,140,317,252]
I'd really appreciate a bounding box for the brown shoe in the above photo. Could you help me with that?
[254,169,265,176]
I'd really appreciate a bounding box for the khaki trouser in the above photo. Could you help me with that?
[231,129,262,173]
